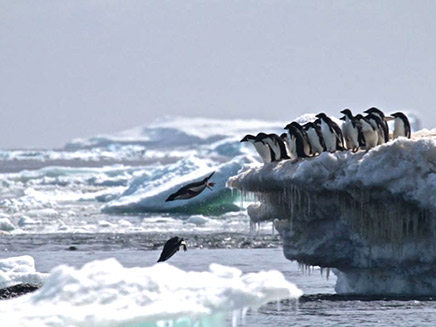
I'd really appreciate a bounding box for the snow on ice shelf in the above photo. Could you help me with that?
[227,135,436,295]
[0,257,301,327]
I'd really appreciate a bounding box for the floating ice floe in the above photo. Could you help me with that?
[0,258,301,327]
[0,256,47,289]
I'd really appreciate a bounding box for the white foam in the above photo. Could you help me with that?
[0,256,47,289]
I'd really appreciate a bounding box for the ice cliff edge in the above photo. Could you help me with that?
[228,134,436,295]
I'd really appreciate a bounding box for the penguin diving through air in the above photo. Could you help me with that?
[391,112,411,139]
[165,172,215,202]
[157,236,187,262]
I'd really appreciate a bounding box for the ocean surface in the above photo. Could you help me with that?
[0,117,435,326]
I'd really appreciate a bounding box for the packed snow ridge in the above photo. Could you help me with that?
[228,131,436,295]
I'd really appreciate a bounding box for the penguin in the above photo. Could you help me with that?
[302,121,326,155]
[255,133,276,161]
[391,112,411,139]
[363,107,389,142]
[263,133,291,161]
[339,109,360,152]
[280,133,295,160]
[240,133,271,163]
[354,114,378,150]
[166,172,215,202]
[315,113,345,152]
[365,113,387,145]
[288,122,312,157]
[284,123,310,159]
[157,236,187,262]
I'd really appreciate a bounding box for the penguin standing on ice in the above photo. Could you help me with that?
[365,113,387,145]
[315,113,345,152]
[363,107,389,143]
[339,109,361,152]
[354,114,378,150]
[284,123,310,159]
[391,112,411,139]
[240,133,271,163]
[166,172,215,202]
[303,121,326,155]
[280,133,295,159]
[255,133,276,161]
[264,134,291,161]
[157,236,187,262]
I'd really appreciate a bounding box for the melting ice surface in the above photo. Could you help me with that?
[0,256,302,327]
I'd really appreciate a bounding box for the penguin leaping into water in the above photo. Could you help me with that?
[157,236,187,262]
[166,172,215,202]
[391,112,411,139]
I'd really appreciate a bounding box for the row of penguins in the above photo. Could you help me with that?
[241,107,411,163]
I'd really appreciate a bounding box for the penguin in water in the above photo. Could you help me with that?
[302,121,326,155]
[157,236,187,262]
[240,133,271,163]
[315,113,345,152]
[363,107,389,143]
[391,112,411,139]
[263,133,291,161]
[166,172,215,202]
[339,109,361,152]
[284,123,310,159]
[354,114,378,150]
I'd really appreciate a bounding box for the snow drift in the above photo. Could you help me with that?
[228,133,436,295]
[0,257,301,327]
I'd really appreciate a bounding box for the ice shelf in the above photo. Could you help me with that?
[228,134,436,295]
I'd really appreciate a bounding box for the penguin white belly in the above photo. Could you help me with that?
[342,121,358,150]
[362,123,378,149]
[188,184,207,193]
[253,142,271,163]
[307,128,323,154]
[282,137,296,160]
[321,123,337,152]
[393,118,406,139]
[265,139,281,161]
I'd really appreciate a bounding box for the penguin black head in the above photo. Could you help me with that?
[255,132,269,143]
[364,107,385,118]
[240,134,255,142]
[339,116,346,121]
[340,109,353,118]
[315,113,328,120]
[280,133,288,140]
[303,122,314,130]
[391,112,408,120]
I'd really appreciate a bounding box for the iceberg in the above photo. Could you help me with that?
[228,133,436,295]
[0,257,301,327]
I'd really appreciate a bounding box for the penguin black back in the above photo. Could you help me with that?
[157,236,187,262]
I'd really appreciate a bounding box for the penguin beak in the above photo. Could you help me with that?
[181,240,187,251]
[339,116,345,121]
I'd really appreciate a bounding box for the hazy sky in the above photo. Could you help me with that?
[1,1,436,148]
